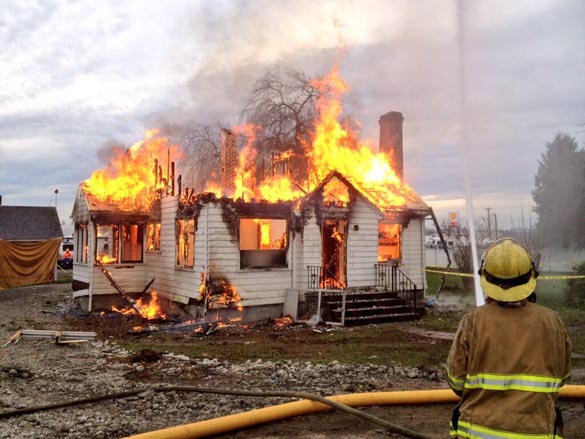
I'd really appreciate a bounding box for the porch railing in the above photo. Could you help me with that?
[307,265,323,289]
[374,263,418,310]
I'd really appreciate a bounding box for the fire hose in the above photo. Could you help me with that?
[0,385,434,438]
[2,386,585,439]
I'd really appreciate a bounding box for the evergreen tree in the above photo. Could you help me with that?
[532,133,585,248]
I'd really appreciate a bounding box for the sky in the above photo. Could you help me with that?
[1,0,584,235]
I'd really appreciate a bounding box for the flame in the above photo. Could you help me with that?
[274,316,294,327]
[97,254,118,264]
[83,130,181,211]
[307,66,409,210]
[111,292,167,320]
[205,65,411,210]
[199,276,244,312]
[233,124,260,200]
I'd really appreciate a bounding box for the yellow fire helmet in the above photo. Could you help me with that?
[479,238,538,302]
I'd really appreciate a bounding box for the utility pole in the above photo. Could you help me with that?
[485,207,492,240]
[493,213,498,240]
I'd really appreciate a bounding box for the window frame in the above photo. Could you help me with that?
[93,221,145,265]
[239,218,289,270]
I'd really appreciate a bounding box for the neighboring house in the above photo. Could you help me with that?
[0,203,63,289]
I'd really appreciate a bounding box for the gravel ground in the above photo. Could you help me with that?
[1,283,583,439]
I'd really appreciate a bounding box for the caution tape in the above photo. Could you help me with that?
[425,269,474,278]
[425,269,585,280]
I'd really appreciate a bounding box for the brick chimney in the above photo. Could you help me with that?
[220,128,237,197]
[379,111,404,180]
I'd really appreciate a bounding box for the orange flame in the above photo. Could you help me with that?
[97,254,118,264]
[111,292,167,320]
[206,65,411,210]
[83,130,181,211]
[231,124,260,200]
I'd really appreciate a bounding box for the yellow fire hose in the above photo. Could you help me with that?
[123,385,585,439]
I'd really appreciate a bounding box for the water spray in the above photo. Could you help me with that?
[457,0,484,306]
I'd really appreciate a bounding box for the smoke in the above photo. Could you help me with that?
[96,139,127,166]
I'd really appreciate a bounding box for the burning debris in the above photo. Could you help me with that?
[111,292,167,321]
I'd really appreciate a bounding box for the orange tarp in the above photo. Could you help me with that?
[0,238,61,290]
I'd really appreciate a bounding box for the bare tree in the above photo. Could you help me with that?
[176,123,223,193]
[242,66,319,182]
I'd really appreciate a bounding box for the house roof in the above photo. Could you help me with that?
[0,206,63,240]
[306,170,431,217]
[73,187,151,217]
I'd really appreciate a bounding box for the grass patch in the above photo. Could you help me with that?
[115,324,452,368]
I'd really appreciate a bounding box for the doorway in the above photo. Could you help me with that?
[321,219,347,288]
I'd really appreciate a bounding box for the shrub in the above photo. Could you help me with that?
[565,260,585,307]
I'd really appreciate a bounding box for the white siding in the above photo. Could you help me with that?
[147,196,200,302]
[90,264,147,295]
[205,202,292,306]
[301,209,321,273]
[346,197,383,288]
[401,217,427,289]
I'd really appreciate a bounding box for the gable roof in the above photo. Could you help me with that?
[0,206,63,240]
[307,170,431,217]
[307,171,384,216]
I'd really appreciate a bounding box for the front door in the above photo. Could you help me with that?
[321,219,347,288]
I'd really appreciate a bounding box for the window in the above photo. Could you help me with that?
[96,224,119,264]
[147,223,161,252]
[75,223,89,263]
[95,222,144,264]
[240,218,288,269]
[378,223,401,261]
[176,218,195,269]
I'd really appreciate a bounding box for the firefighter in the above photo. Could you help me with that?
[446,238,571,438]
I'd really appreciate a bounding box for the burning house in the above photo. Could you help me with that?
[71,69,432,325]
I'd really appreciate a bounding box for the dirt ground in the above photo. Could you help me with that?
[1,282,584,439]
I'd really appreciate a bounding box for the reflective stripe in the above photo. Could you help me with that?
[464,373,563,393]
[446,367,465,391]
[451,420,562,439]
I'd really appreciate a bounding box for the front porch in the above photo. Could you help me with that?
[287,264,426,326]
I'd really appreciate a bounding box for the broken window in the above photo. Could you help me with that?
[94,222,145,264]
[75,223,89,263]
[96,224,118,264]
[176,218,195,269]
[378,223,401,262]
[239,218,288,269]
[146,223,161,252]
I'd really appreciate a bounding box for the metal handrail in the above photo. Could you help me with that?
[374,263,419,310]
[307,265,322,289]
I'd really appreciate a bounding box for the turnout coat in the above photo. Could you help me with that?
[446,301,571,439]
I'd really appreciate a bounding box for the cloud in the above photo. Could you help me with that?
[0,0,584,233]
